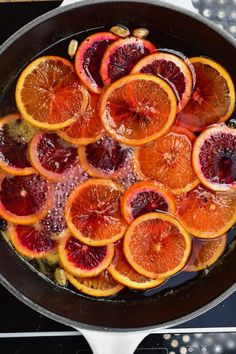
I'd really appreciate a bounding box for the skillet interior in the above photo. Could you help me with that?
[0,0,236,331]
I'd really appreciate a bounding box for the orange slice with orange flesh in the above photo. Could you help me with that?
[176,184,236,238]
[100,73,177,146]
[176,57,235,132]
[108,240,165,290]
[67,270,124,297]
[16,56,89,130]
[135,126,199,194]
[186,235,227,272]
[65,179,127,246]
[124,212,191,279]
[58,92,104,145]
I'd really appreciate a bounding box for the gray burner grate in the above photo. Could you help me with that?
[192,0,236,36]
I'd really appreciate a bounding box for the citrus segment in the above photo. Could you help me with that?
[108,240,165,290]
[121,181,176,223]
[65,179,127,246]
[58,235,114,277]
[0,174,54,225]
[16,56,89,130]
[186,235,227,272]
[75,32,118,94]
[78,135,132,179]
[171,125,196,142]
[124,212,191,278]
[132,52,193,112]
[100,74,177,146]
[192,124,236,191]
[176,184,236,238]
[100,37,156,85]
[67,270,124,297]
[135,127,199,194]
[58,93,104,145]
[29,132,79,182]
[0,113,35,175]
[9,223,56,259]
[176,57,235,131]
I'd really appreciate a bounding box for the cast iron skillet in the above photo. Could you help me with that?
[0,0,236,332]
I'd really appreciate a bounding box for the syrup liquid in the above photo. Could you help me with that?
[0,26,235,300]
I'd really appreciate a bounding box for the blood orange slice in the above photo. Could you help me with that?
[78,135,132,179]
[135,126,199,194]
[108,240,165,290]
[132,52,193,112]
[124,212,191,278]
[58,235,114,277]
[176,57,235,132]
[176,184,236,238]
[29,132,79,182]
[67,270,124,297]
[65,179,127,246]
[192,124,236,192]
[121,181,176,223]
[75,32,118,94]
[58,93,104,145]
[16,56,89,130]
[9,223,56,259]
[0,174,54,225]
[100,37,156,85]
[100,74,177,146]
[186,235,227,272]
[0,113,35,175]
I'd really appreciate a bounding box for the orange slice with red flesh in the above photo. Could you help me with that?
[100,37,156,85]
[29,132,79,182]
[9,223,56,259]
[78,135,132,179]
[16,56,89,130]
[176,57,235,132]
[58,235,114,277]
[175,184,236,238]
[135,126,199,194]
[0,113,35,175]
[124,212,191,279]
[0,174,54,225]
[120,181,176,223]
[192,124,236,192]
[100,73,177,146]
[67,270,124,297]
[65,179,127,246]
[58,93,104,145]
[132,52,193,112]
[186,235,227,272]
[108,240,165,290]
[75,32,119,94]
